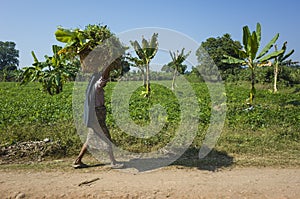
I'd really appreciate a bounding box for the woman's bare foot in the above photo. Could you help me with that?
[110,162,124,169]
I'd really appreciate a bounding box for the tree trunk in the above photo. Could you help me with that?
[273,63,278,93]
[141,69,146,88]
[146,63,150,96]
[250,68,255,105]
[171,67,177,90]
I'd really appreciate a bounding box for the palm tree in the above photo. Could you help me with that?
[169,48,190,90]
[130,33,158,97]
[222,23,284,105]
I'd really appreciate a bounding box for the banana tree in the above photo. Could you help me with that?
[21,45,78,95]
[130,33,158,97]
[169,48,190,90]
[222,23,284,105]
[273,42,294,93]
[21,49,49,87]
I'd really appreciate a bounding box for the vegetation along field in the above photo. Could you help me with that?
[0,80,299,167]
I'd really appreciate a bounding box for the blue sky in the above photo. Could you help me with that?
[1,0,300,68]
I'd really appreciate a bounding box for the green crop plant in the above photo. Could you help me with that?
[222,23,284,105]
[21,45,77,95]
[273,42,294,93]
[169,48,190,90]
[130,33,158,97]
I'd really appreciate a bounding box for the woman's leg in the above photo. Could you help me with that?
[74,143,88,164]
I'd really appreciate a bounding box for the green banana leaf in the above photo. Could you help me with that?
[277,42,287,61]
[142,38,149,51]
[257,33,279,59]
[281,49,294,62]
[148,33,158,59]
[246,30,252,55]
[259,49,284,63]
[222,55,246,65]
[31,51,39,63]
[130,40,145,60]
[243,25,251,51]
[256,23,261,44]
[250,32,259,60]
[55,28,75,43]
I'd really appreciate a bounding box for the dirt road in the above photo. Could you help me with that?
[0,166,299,199]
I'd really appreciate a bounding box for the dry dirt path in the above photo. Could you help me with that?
[0,167,299,199]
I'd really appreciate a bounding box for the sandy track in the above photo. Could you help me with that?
[0,167,299,199]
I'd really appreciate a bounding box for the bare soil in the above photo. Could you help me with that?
[0,165,299,199]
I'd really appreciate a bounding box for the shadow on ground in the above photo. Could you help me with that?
[172,147,234,171]
[119,147,234,172]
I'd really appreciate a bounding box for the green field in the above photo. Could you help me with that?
[0,81,299,167]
